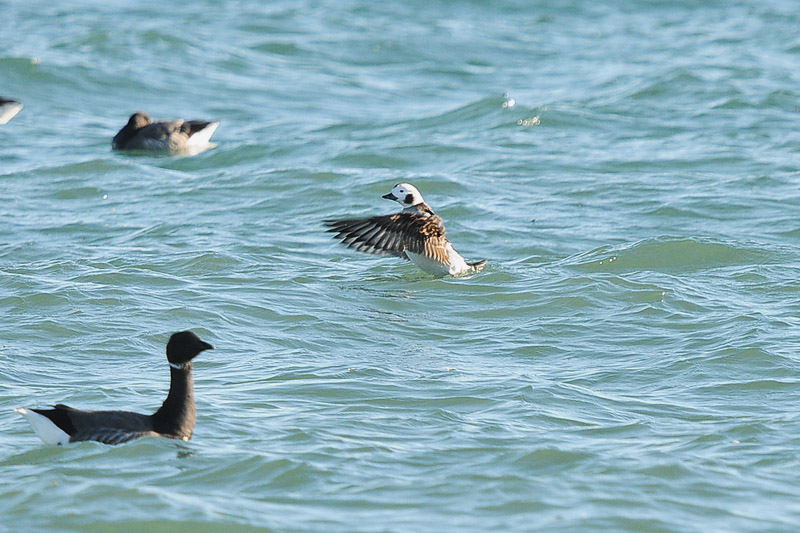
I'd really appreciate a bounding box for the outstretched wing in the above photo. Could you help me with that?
[325,213,451,265]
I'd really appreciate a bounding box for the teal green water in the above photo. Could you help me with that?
[2,0,800,531]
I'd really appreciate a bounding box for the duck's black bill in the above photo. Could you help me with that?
[382,193,396,200]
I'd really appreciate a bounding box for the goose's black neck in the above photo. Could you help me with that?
[151,363,196,440]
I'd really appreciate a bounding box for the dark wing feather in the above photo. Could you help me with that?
[51,405,155,444]
[32,404,156,444]
[138,121,183,141]
[70,427,160,445]
[122,121,186,150]
[325,213,449,263]
[181,120,213,137]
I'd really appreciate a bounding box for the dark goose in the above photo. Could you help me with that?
[112,111,219,153]
[15,331,214,445]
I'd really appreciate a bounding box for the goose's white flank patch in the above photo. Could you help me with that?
[14,408,70,445]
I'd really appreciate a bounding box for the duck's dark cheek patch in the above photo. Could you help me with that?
[405,194,413,204]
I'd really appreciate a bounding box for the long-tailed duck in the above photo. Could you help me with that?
[325,183,486,276]
[15,331,214,445]
[0,98,23,124]
[112,112,219,153]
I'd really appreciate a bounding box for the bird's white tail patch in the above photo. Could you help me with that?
[0,102,23,124]
[14,408,71,445]
[186,121,219,149]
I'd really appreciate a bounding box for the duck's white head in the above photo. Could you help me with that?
[382,183,424,207]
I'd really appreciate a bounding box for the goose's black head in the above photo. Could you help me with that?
[112,111,152,149]
[166,331,214,366]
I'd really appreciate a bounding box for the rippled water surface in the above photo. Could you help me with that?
[2,0,800,531]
